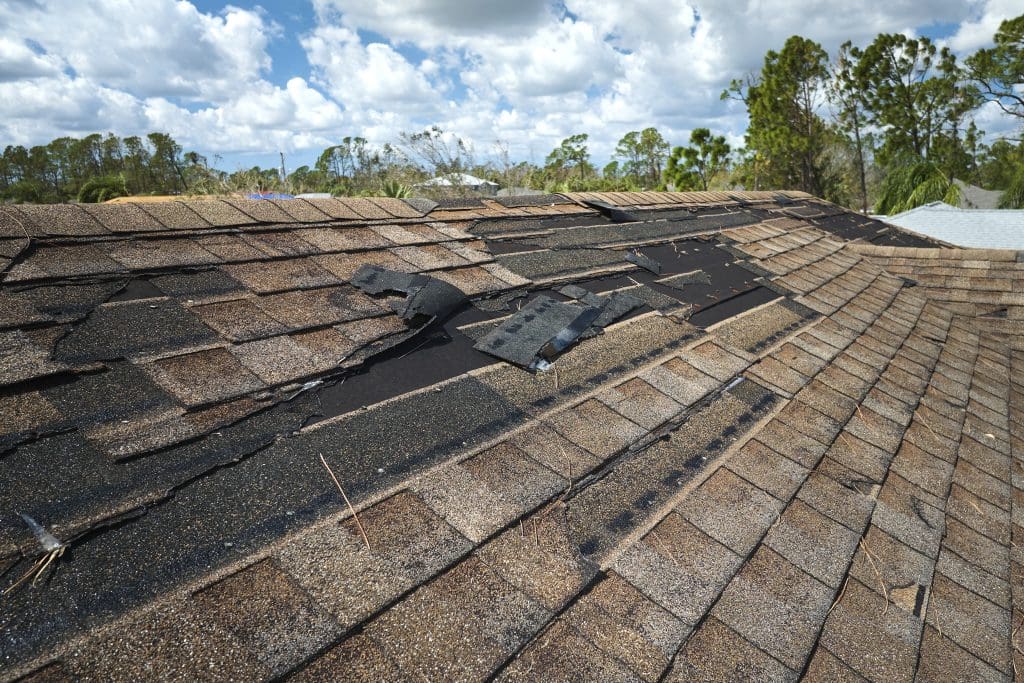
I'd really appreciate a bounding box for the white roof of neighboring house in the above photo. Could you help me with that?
[954,179,1003,209]
[879,201,1024,249]
[418,173,499,187]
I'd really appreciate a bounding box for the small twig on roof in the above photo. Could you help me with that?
[858,538,888,614]
[2,515,66,598]
[828,576,850,614]
[319,453,370,551]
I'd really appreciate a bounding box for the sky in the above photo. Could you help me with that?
[0,0,1020,173]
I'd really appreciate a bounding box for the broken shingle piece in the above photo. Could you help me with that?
[350,265,467,321]
[626,249,662,274]
[474,296,599,368]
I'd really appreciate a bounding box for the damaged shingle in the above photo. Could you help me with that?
[351,265,467,321]
[626,249,662,274]
[474,289,643,369]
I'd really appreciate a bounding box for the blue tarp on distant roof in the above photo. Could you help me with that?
[247,192,295,200]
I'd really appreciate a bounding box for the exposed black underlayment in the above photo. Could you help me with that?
[0,375,527,665]
[105,277,164,302]
[309,303,499,422]
[798,203,943,248]
[687,286,782,327]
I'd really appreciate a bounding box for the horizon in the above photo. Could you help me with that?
[1,0,1020,174]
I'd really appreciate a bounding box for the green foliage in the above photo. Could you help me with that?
[998,172,1024,208]
[77,175,127,203]
[726,35,831,195]
[965,14,1024,121]
[829,42,872,212]
[664,128,731,191]
[544,134,592,185]
[874,161,961,214]
[853,34,975,169]
[613,128,670,188]
[380,179,412,198]
[0,132,186,202]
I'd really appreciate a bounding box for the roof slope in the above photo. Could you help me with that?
[1,191,1022,681]
[881,201,1024,249]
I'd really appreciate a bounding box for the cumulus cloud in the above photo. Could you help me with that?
[0,0,345,154]
[0,0,1020,165]
[947,0,1021,52]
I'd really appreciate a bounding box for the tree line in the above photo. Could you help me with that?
[2,14,1021,210]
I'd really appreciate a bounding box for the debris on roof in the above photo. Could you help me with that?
[2,190,1022,683]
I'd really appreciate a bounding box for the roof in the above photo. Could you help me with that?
[1,190,1022,681]
[954,179,1003,210]
[881,201,1024,249]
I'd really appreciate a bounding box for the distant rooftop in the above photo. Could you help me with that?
[879,201,1024,249]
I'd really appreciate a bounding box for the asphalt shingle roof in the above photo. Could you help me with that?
[1,190,1022,681]
[881,201,1024,250]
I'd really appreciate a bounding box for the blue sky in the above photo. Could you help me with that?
[0,0,1019,174]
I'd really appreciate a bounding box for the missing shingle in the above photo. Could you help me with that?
[578,199,638,223]
[889,583,928,616]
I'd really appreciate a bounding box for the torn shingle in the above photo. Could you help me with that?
[350,265,467,321]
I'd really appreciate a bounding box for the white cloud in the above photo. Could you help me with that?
[947,0,1020,53]
[0,37,64,82]
[302,25,441,111]
[0,0,1019,166]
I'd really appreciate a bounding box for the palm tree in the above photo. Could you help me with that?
[875,161,962,214]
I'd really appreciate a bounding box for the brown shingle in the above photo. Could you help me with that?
[190,298,289,341]
[712,546,833,670]
[223,258,341,293]
[818,578,923,682]
[596,377,682,430]
[667,616,797,682]
[925,574,1011,673]
[148,347,264,406]
[294,227,393,251]
[275,492,471,628]
[415,441,564,542]
[182,199,254,226]
[613,512,742,624]
[678,468,781,555]
[106,238,220,270]
[193,559,337,675]
[231,335,323,384]
[726,438,808,502]
[476,504,595,611]
[365,556,550,681]
[546,399,646,459]
[763,498,860,587]
[496,619,645,683]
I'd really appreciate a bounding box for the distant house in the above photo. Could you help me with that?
[954,179,1003,209]
[417,172,500,196]
[878,201,1024,249]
